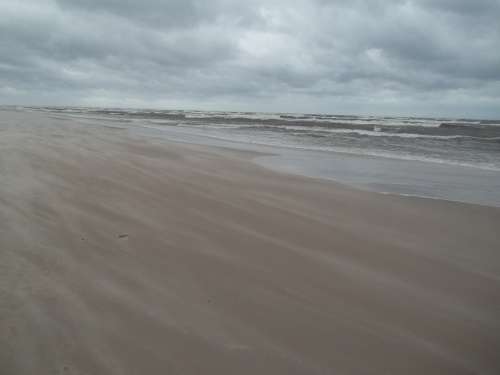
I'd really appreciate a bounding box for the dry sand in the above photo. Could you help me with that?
[1,109,499,374]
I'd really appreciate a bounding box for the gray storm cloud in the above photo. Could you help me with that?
[0,0,499,117]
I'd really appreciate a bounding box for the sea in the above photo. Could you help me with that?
[20,106,500,207]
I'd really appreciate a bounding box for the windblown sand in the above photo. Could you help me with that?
[1,109,499,374]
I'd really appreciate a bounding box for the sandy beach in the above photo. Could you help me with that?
[1,109,499,374]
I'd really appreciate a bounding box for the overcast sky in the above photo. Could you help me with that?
[1,0,499,117]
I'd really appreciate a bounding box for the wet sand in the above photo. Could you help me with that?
[1,109,500,374]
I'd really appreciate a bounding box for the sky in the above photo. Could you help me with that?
[1,0,499,118]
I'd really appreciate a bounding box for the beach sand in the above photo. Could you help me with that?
[1,109,499,374]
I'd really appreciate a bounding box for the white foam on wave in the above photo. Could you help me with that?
[180,110,445,128]
[184,111,283,122]
[277,126,464,139]
[321,147,500,171]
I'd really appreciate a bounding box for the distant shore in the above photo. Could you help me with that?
[1,109,499,374]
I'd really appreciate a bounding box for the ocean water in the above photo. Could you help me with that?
[18,106,500,207]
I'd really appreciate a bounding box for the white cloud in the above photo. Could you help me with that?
[0,0,499,117]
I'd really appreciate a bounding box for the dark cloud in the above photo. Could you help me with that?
[1,0,499,117]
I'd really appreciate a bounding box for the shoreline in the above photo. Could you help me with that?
[128,120,500,208]
[15,107,500,208]
[1,109,500,374]
[32,107,500,208]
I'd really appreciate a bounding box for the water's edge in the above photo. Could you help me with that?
[5,107,500,208]
[132,122,500,208]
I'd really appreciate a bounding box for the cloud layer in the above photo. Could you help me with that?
[1,0,499,117]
